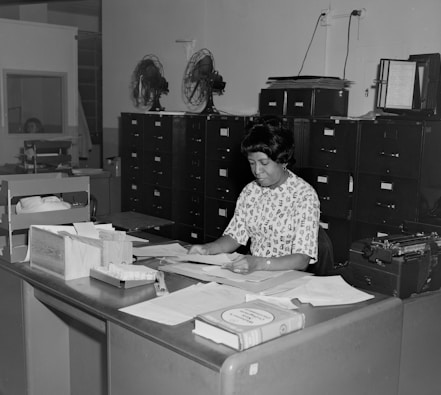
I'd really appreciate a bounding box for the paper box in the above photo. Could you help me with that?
[29,225,133,280]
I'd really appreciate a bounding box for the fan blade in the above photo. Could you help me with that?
[189,80,201,102]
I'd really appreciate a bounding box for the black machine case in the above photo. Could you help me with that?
[341,233,441,298]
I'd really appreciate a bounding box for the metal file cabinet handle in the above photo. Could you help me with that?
[379,151,400,158]
[320,147,337,154]
[375,202,396,210]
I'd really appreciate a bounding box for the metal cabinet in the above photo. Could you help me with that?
[354,120,425,240]
[302,119,358,263]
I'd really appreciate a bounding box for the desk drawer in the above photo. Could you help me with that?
[355,174,418,223]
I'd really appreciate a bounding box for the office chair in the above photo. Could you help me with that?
[307,226,336,276]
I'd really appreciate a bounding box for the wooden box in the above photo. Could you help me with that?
[0,173,90,262]
[29,226,133,280]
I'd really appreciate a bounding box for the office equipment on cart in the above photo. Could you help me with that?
[343,233,441,298]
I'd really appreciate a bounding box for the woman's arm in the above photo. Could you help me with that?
[224,253,311,273]
[187,235,242,255]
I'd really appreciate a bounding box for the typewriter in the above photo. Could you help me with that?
[342,232,441,298]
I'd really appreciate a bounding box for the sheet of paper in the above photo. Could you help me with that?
[119,282,249,325]
[74,222,100,238]
[172,252,243,266]
[202,265,291,282]
[262,275,374,306]
[133,242,188,257]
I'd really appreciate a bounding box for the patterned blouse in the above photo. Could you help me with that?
[223,170,320,262]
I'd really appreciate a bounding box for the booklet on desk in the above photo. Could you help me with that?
[193,299,305,351]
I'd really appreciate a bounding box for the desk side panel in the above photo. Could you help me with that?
[220,297,403,395]
[108,322,220,395]
[399,291,441,395]
[0,267,27,395]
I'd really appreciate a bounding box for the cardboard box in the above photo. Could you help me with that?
[29,225,133,280]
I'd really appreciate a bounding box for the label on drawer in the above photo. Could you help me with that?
[317,175,328,184]
[154,156,161,162]
[131,119,138,125]
[218,208,227,217]
[154,189,161,197]
[131,184,137,190]
[131,152,137,158]
[268,101,277,107]
[294,101,304,108]
[219,168,228,177]
[324,128,335,136]
[380,181,393,191]
[155,121,161,127]
[220,127,230,137]
[319,221,329,230]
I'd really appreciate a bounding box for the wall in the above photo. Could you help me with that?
[0,18,78,166]
[101,0,441,157]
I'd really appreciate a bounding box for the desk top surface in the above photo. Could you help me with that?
[0,248,399,372]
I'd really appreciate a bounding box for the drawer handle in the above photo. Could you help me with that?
[379,151,399,158]
[320,148,337,154]
[190,175,202,180]
[376,202,396,210]
[153,135,164,140]
[320,196,331,201]
[153,170,163,175]
[217,187,230,193]
[153,205,163,210]
[217,148,231,153]
[191,138,202,143]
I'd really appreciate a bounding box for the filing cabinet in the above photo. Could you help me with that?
[353,120,425,240]
[204,115,252,240]
[302,118,358,263]
[121,113,251,243]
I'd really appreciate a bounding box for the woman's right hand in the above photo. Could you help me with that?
[187,244,210,255]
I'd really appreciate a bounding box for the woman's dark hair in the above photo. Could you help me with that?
[241,117,295,164]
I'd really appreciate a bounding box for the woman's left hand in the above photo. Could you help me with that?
[223,255,262,274]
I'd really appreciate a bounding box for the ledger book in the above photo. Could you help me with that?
[193,299,305,351]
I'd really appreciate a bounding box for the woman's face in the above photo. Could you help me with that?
[247,151,286,188]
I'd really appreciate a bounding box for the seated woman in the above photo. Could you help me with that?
[188,119,320,273]
[24,117,43,133]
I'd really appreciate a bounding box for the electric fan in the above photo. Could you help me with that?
[182,48,226,114]
[131,54,169,111]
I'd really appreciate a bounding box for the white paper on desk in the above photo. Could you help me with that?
[262,275,374,306]
[133,242,188,257]
[119,282,249,325]
[173,252,243,266]
[202,265,291,282]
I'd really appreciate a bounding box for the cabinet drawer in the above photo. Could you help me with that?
[359,122,423,178]
[206,117,245,159]
[259,89,285,115]
[204,198,236,238]
[308,120,357,171]
[143,186,172,218]
[121,182,145,212]
[144,152,173,186]
[143,116,173,151]
[353,220,403,241]
[177,191,204,227]
[305,169,353,218]
[355,174,418,223]
[176,224,204,244]
[205,161,244,201]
